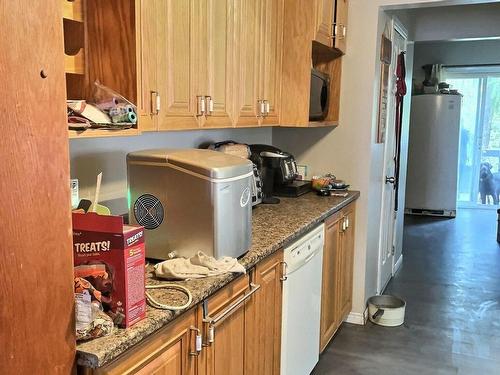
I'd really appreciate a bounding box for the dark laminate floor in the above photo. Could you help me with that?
[312,209,500,375]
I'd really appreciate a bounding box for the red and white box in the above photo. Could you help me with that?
[72,212,146,328]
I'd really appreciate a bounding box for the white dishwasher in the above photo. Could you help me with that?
[281,224,324,375]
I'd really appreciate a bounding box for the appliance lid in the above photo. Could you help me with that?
[127,148,253,179]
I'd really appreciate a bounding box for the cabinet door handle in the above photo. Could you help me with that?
[264,100,270,115]
[345,217,349,229]
[331,23,337,39]
[258,100,265,117]
[337,23,345,40]
[342,219,346,232]
[204,283,260,326]
[203,282,261,344]
[197,95,206,116]
[342,25,347,39]
[206,96,214,115]
[189,326,202,356]
[280,261,288,281]
[150,91,160,115]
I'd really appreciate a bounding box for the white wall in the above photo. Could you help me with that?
[274,0,495,317]
[70,128,272,214]
[412,39,500,83]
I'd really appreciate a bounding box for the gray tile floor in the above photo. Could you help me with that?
[312,209,500,374]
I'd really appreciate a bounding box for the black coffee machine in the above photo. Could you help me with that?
[249,144,311,204]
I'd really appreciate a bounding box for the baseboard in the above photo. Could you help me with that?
[345,307,368,325]
[393,254,403,275]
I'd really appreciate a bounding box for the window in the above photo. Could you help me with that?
[444,66,500,207]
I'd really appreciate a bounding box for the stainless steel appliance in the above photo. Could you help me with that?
[208,140,263,207]
[127,149,253,260]
[405,94,462,217]
[309,68,330,121]
[281,224,324,375]
[250,145,311,202]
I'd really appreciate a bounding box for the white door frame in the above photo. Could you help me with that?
[376,17,408,295]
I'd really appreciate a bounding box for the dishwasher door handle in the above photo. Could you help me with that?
[304,251,318,264]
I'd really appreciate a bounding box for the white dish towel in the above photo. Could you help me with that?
[154,251,246,280]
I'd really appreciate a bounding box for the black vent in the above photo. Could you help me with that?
[133,194,164,230]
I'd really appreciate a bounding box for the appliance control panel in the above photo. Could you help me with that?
[284,224,325,272]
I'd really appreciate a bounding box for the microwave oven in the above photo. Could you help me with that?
[309,69,330,121]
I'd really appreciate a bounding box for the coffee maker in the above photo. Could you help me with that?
[249,145,311,203]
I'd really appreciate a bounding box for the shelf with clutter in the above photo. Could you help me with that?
[62,0,139,139]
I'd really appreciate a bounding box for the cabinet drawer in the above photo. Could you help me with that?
[92,308,198,375]
[205,274,250,316]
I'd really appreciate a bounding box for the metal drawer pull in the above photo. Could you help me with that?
[346,217,349,229]
[265,100,270,115]
[206,96,214,115]
[189,327,202,356]
[197,95,206,116]
[204,282,261,327]
[280,261,288,281]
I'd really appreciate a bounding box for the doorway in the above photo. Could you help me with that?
[444,66,500,208]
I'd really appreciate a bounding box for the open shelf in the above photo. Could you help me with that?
[68,127,141,139]
[308,120,339,127]
[64,49,84,74]
[62,0,83,22]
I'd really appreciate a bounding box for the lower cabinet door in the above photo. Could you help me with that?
[202,275,253,375]
[93,309,199,375]
[320,212,342,353]
[339,205,355,320]
[246,250,284,375]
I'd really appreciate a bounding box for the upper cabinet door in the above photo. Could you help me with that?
[259,0,284,126]
[156,0,201,130]
[314,0,334,47]
[334,0,348,53]
[233,0,260,127]
[136,0,158,131]
[200,0,233,128]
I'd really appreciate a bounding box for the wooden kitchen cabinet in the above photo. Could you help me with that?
[338,203,355,319]
[281,0,343,127]
[320,202,356,352]
[320,211,343,352]
[314,0,348,53]
[201,251,284,375]
[135,0,158,131]
[314,0,335,46]
[334,0,348,54]
[233,0,284,127]
[63,0,141,139]
[201,275,251,375]
[246,250,284,375]
[258,0,284,126]
[155,0,202,130]
[199,0,233,129]
[89,308,200,375]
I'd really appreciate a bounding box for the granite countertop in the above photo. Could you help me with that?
[76,191,360,368]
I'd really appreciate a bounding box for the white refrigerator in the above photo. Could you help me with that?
[405,94,462,217]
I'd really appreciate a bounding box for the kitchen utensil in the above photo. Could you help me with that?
[367,295,406,327]
[91,172,102,213]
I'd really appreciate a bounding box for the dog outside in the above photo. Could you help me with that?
[479,162,500,205]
